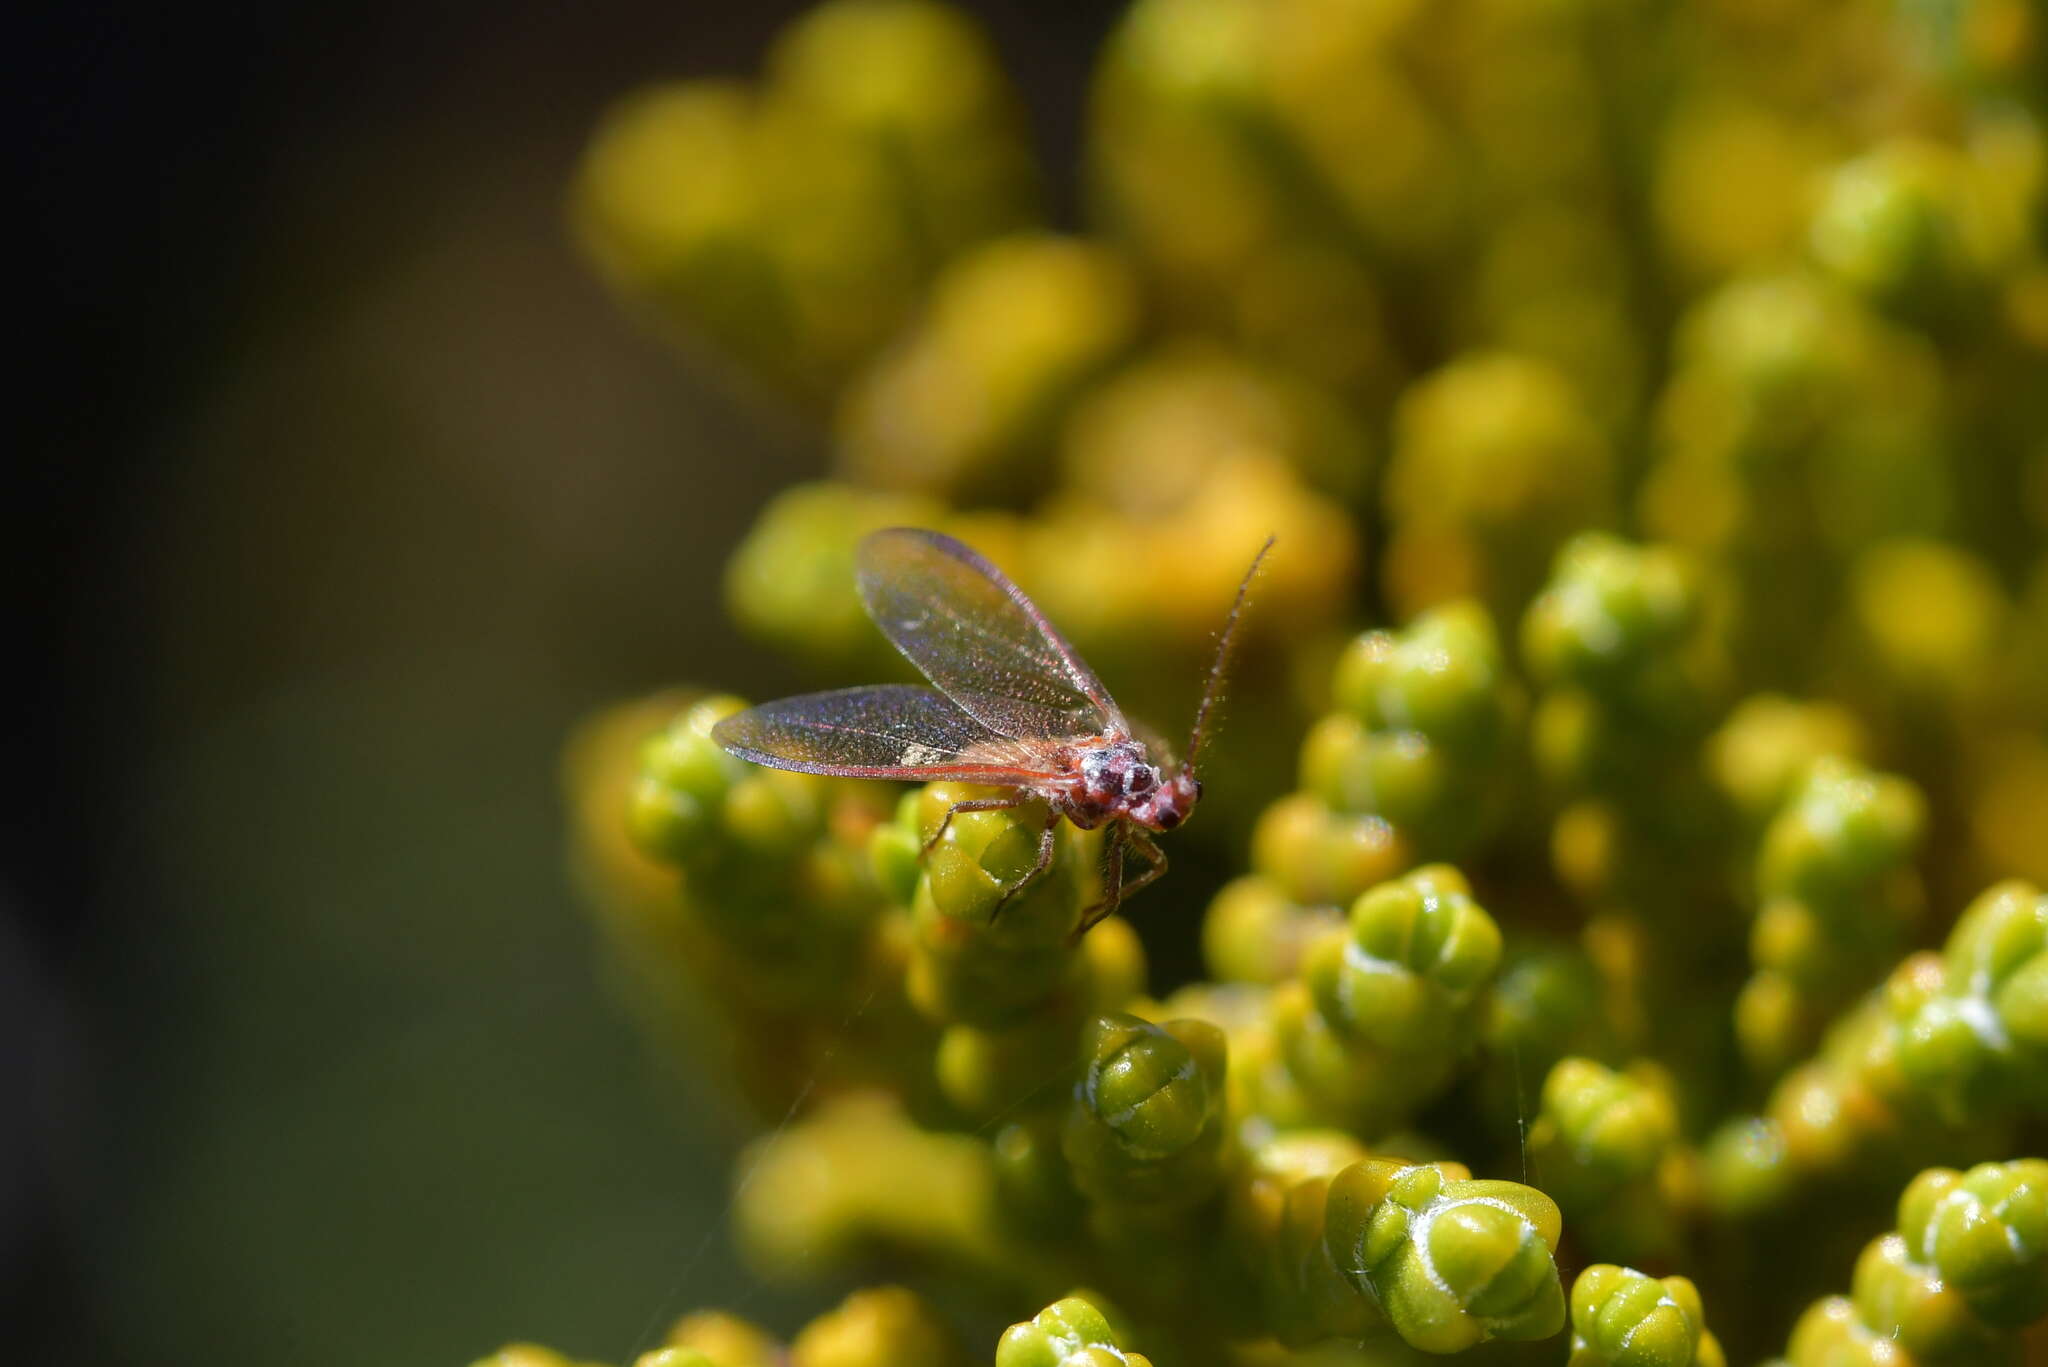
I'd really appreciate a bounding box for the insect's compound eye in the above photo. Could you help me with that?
[1125,767,1156,795]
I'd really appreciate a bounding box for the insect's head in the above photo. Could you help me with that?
[1131,767,1202,831]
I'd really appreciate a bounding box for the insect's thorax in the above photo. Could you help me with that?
[1055,737,1199,832]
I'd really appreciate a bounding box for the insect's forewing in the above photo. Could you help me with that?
[858,528,1126,742]
[711,684,1066,782]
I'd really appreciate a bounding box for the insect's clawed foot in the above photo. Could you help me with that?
[986,884,1019,925]
[1065,899,1120,946]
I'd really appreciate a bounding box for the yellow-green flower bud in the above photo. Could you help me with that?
[1523,535,1698,694]
[1529,1058,1686,1262]
[1706,694,1867,827]
[1064,1013,1229,1212]
[1809,140,1998,325]
[1891,880,2045,1114]
[733,1094,1000,1282]
[996,1296,1154,1367]
[789,1286,966,1367]
[1741,757,1926,1074]
[572,82,793,371]
[1385,353,1616,624]
[764,0,1038,261]
[1895,1160,2048,1329]
[888,783,1110,1029]
[634,1349,720,1367]
[1534,1058,1679,1193]
[1773,1158,2048,1367]
[1312,603,1518,857]
[836,236,1140,502]
[1334,1162,1566,1353]
[1758,759,1925,912]
[1251,794,1413,909]
[726,484,944,669]
[1202,875,1343,985]
[1306,866,1502,1046]
[1568,1266,1724,1367]
[1059,340,1373,507]
[471,1347,612,1367]
[629,697,751,865]
[1264,865,1502,1134]
[663,1310,783,1367]
[1700,1116,1796,1217]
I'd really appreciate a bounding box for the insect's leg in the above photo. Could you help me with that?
[1076,826,1171,940]
[921,793,1031,855]
[1070,822,1131,943]
[989,808,1062,924]
[1117,827,1170,903]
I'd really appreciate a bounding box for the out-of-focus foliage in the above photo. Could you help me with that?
[537,0,2047,1362]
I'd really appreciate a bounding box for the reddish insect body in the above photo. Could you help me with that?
[712,528,1272,935]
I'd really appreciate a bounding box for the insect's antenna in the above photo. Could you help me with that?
[1184,535,1276,773]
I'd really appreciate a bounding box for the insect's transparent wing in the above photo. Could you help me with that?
[711,684,1064,781]
[857,528,1126,741]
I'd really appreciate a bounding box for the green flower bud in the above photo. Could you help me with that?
[1849,1233,2006,1365]
[663,1310,783,1367]
[1332,604,1512,752]
[1385,353,1616,625]
[1892,881,2045,1113]
[634,1350,720,1367]
[991,1117,1084,1234]
[1740,757,1926,1073]
[572,81,794,375]
[1306,866,1502,1046]
[1309,603,1518,857]
[1809,140,1997,323]
[1202,875,1343,985]
[1265,865,1502,1133]
[1059,340,1374,507]
[1845,540,2008,702]
[870,790,926,907]
[1532,1058,1679,1195]
[733,1095,1001,1283]
[1569,1266,1723,1367]
[1064,1013,1229,1211]
[1251,794,1413,908]
[888,783,1111,1029]
[1339,1163,1566,1352]
[996,1297,1153,1367]
[1701,1116,1795,1217]
[1228,1137,1383,1346]
[908,785,1083,935]
[1707,694,1867,825]
[1660,273,1867,455]
[1770,1159,2048,1367]
[1758,759,1925,912]
[726,484,945,668]
[1895,1160,2048,1329]
[1080,1014,1222,1158]
[789,1286,966,1367]
[471,1347,612,1367]
[628,697,750,864]
[1488,946,1618,1076]
[1523,535,1698,692]
[837,236,1141,502]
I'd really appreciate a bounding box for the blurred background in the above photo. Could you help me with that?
[8,4,1125,1363]
[10,0,2046,1363]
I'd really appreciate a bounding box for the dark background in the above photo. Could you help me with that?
[9,3,1118,1362]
